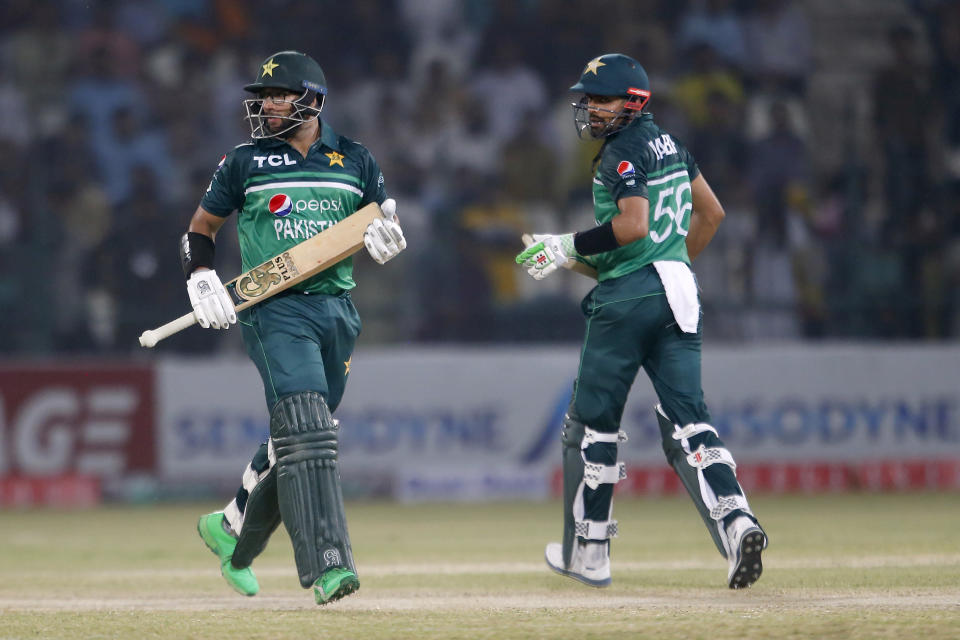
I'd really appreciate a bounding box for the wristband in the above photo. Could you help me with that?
[574,221,619,256]
[179,231,215,278]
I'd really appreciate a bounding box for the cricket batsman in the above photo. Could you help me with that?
[184,50,406,604]
[516,53,767,589]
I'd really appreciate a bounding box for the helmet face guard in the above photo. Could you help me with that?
[571,87,650,139]
[244,88,324,139]
[243,51,328,140]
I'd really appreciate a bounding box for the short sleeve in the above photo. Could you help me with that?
[355,144,387,207]
[681,145,701,182]
[597,140,649,202]
[199,149,246,216]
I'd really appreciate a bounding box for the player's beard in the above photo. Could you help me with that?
[589,116,613,136]
[590,113,630,137]
[265,113,302,139]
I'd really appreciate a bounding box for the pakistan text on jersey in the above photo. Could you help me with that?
[274,218,336,240]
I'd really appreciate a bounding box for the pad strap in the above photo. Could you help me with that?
[710,494,753,520]
[584,461,626,490]
[575,518,619,540]
[672,422,718,441]
[582,427,628,447]
[267,437,277,466]
[685,444,736,470]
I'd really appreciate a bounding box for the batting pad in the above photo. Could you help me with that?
[656,404,753,557]
[561,414,626,568]
[231,465,281,569]
[271,391,355,588]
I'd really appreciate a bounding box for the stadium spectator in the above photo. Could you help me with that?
[0,0,956,352]
[677,0,748,70]
[742,0,813,94]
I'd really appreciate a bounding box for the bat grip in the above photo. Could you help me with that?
[139,312,197,348]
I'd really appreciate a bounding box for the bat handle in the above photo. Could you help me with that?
[139,311,197,348]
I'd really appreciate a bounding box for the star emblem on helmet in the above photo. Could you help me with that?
[325,151,345,167]
[261,58,279,77]
[584,57,607,75]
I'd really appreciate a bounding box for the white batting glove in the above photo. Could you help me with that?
[515,233,576,280]
[186,269,236,329]
[364,198,407,265]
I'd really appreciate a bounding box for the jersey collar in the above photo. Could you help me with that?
[316,119,341,152]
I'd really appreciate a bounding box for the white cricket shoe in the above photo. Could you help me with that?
[725,516,767,589]
[544,540,611,587]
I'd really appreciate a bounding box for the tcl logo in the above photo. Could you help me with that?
[0,367,155,477]
[253,153,298,168]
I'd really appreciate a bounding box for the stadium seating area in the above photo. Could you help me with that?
[0,0,957,354]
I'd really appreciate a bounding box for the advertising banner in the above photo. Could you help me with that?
[153,345,960,499]
[0,363,155,505]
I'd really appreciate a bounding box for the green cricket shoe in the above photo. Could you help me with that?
[197,512,259,597]
[313,567,359,605]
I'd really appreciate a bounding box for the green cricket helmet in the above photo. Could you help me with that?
[569,53,651,139]
[243,51,328,139]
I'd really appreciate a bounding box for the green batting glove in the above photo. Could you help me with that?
[516,233,576,280]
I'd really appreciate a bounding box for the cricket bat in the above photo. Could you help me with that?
[139,202,384,348]
[521,233,598,280]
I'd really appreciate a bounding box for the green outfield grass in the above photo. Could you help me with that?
[1,493,958,639]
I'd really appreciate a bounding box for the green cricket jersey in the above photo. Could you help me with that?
[200,120,386,294]
[591,113,700,281]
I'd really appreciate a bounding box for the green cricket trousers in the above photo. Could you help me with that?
[566,265,750,550]
[240,290,361,412]
[571,263,709,431]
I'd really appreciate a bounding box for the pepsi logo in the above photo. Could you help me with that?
[617,161,635,177]
[268,193,293,217]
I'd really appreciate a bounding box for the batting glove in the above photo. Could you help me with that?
[365,198,407,264]
[186,269,236,329]
[515,233,577,280]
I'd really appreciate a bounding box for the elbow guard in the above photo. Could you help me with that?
[180,231,216,278]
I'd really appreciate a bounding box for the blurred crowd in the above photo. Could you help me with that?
[1,0,958,356]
